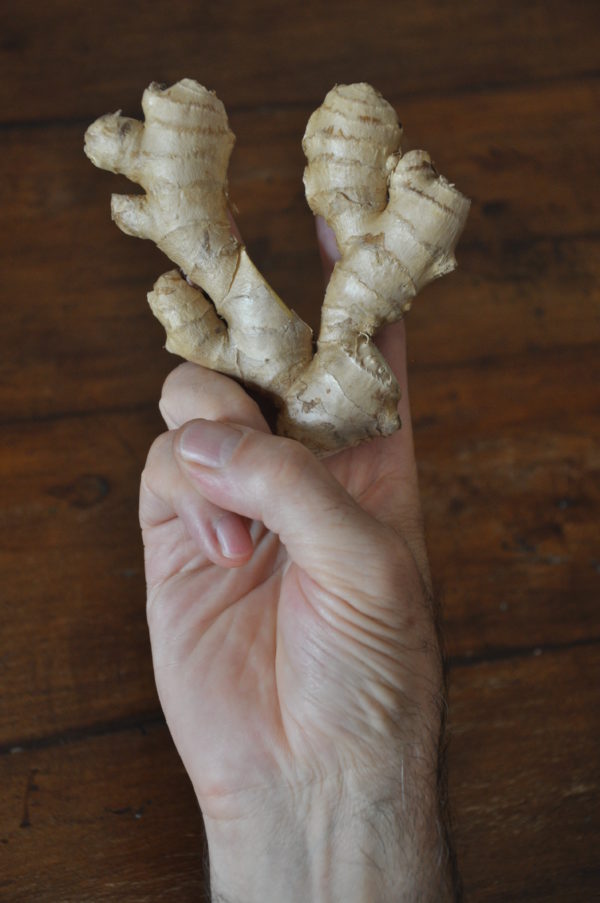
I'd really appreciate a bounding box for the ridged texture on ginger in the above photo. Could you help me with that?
[85,80,470,454]
[84,80,312,396]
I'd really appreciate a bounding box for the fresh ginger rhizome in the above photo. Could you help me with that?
[85,80,469,455]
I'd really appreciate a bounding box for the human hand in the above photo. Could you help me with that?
[140,222,456,902]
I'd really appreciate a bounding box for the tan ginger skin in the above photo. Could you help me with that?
[85,79,470,455]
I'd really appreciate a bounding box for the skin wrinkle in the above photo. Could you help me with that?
[139,470,179,528]
[317,611,437,693]
[148,565,219,643]
[257,446,357,545]
[151,524,277,637]
[287,574,441,738]
[144,523,202,591]
[283,564,445,746]
[205,741,447,899]
[295,563,426,642]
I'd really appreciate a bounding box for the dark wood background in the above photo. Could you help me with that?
[1,1,599,899]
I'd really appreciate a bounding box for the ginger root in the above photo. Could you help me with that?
[85,79,469,455]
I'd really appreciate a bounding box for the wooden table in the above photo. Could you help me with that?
[1,1,598,899]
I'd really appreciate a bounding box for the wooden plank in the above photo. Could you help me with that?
[1,352,598,744]
[0,720,207,901]
[450,646,600,903]
[0,409,161,747]
[1,80,599,421]
[416,418,600,661]
[1,0,599,123]
[449,644,600,901]
[410,343,600,661]
[0,645,597,900]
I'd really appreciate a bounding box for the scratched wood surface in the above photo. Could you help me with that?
[1,1,599,899]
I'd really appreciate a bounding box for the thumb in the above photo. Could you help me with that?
[175,419,393,589]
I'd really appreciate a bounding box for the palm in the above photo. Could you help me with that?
[144,430,421,817]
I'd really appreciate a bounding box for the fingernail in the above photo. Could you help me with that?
[179,420,243,468]
[215,513,253,559]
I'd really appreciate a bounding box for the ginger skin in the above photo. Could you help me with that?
[85,80,469,455]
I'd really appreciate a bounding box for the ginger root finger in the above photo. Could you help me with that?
[85,80,312,398]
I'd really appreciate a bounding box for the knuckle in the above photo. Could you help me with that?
[161,361,196,398]
[159,361,265,431]
[159,362,197,425]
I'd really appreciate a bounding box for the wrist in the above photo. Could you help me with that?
[203,770,456,903]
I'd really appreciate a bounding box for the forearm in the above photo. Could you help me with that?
[204,770,458,903]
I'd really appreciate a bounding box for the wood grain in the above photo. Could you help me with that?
[0,720,206,902]
[1,0,599,123]
[449,644,600,901]
[0,409,160,747]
